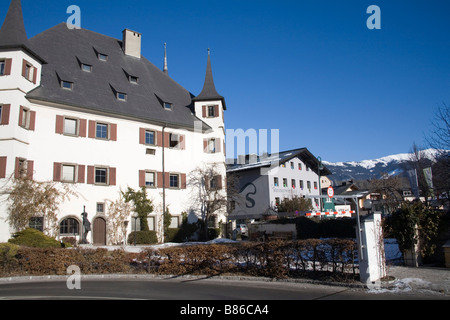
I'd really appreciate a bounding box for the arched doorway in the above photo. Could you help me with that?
[93,217,106,245]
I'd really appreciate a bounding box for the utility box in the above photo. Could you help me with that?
[357,212,387,284]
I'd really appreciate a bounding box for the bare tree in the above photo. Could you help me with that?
[105,191,132,245]
[426,103,450,156]
[2,175,77,237]
[188,163,227,240]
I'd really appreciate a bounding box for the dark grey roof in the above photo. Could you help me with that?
[0,0,44,62]
[227,148,332,176]
[26,23,210,131]
[192,51,226,110]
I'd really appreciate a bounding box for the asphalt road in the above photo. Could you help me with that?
[0,276,448,301]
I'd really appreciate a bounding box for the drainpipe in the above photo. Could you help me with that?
[162,124,167,243]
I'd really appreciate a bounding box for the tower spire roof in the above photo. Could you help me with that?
[163,42,168,75]
[0,0,28,48]
[0,0,44,62]
[193,48,226,109]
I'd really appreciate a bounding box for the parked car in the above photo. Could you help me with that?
[236,224,248,235]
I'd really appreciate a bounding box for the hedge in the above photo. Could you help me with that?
[127,231,158,245]
[0,239,358,281]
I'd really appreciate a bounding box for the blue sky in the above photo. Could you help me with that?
[6,0,450,162]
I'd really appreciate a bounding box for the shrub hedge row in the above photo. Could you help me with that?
[0,239,357,281]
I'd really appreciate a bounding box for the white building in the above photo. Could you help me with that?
[227,148,331,221]
[0,0,227,244]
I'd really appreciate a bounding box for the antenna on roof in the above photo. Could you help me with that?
[163,42,168,75]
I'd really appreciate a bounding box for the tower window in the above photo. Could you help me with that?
[117,92,127,101]
[164,102,172,110]
[129,75,138,84]
[98,53,108,61]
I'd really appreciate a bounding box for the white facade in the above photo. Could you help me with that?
[0,42,227,244]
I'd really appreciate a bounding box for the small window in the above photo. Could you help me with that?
[81,64,92,72]
[96,123,108,139]
[169,133,179,149]
[274,177,279,187]
[29,217,44,232]
[117,92,127,101]
[314,181,318,189]
[0,60,5,76]
[146,148,156,155]
[307,181,311,189]
[61,80,73,90]
[62,165,76,182]
[98,53,108,61]
[292,179,296,189]
[64,118,78,135]
[169,216,180,228]
[290,162,294,169]
[129,75,138,84]
[164,102,172,110]
[300,180,304,189]
[145,130,155,145]
[298,163,302,170]
[95,167,108,184]
[208,105,215,117]
[19,108,29,128]
[208,138,216,153]
[169,174,179,188]
[145,172,155,187]
[275,198,280,207]
[97,202,105,213]
[283,178,287,187]
[24,63,34,81]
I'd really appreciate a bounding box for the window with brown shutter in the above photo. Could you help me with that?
[0,157,6,179]
[0,104,10,125]
[18,106,35,131]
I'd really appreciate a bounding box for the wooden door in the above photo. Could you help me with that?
[93,217,106,245]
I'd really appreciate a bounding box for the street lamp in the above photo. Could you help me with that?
[132,212,139,246]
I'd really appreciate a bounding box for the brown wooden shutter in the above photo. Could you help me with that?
[88,120,96,138]
[217,175,223,189]
[87,166,95,184]
[164,132,170,147]
[180,135,185,150]
[55,115,64,134]
[139,128,145,145]
[14,157,20,178]
[18,106,24,127]
[4,59,12,75]
[156,131,162,147]
[181,173,187,189]
[26,160,34,180]
[32,67,37,84]
[139,170,145,187]
[21,59,27,77]
[203,139,208,153]
[109,167,116,186]
[29,111,36,131]
[110,123,117,141]
[53,162,61,181]
[214,105,219,117]
[79,119,87,137]
[77,165,85,183]
[165,172,170,188]
[0,157,7,179]
[215,138,221,153]
[202,105,207,118]
[0,104,10,125]
[157,172,163,188]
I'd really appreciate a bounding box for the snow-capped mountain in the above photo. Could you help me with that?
[323,149,439,183]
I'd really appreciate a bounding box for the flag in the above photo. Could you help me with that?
[406,169,420,199]
[423,167,434,197]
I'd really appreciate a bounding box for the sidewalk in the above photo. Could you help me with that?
[380,265,450,295]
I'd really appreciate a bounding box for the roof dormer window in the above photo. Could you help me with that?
[61,80,73,90]
[98,53,108,61]
[129,75,138,84]
[164,102,172,110]
[81,63,92,72]
[117,92,127,101]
